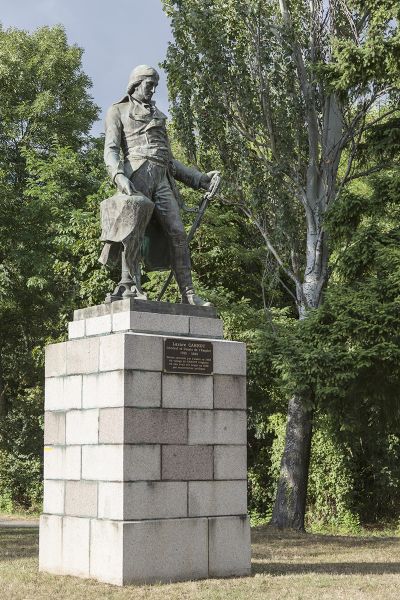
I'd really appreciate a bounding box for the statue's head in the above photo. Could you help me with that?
[127,65,159,103]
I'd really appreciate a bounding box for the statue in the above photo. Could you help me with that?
[98,65,220,306]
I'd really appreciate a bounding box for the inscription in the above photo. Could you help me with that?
[164,338,213,375]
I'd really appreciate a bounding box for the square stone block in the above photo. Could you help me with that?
[213,340,246,375]
[44,411,65,445]
[214,375,246,409]
[66,337,99,375]
[162,374,213,409]
[90,519,124,585]
[162,445,213,480]
[39,514,63,573]
[45,376,82,411]
[68,319,85,340]
[189,316,223,338]
[99,333,163,372]
[123,518,208,584]
[66,409,99,445]
[82,371,124,408]
[45,342,67,378]
[62,516,90,577]
[125,370,161,407]
[188,410,247,445]
[65,481,98,517]
[124,445,161,481]
[82,445,161,481]
[98,481,187,520]
[44,446,81,480]
[113,310,189,336]
[85,314,112,336]
[214,445,247,480]
[43,480,65,515]
[209,516,251,577]
[188,480,247,516]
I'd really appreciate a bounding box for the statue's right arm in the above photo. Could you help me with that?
[104,105,125,183]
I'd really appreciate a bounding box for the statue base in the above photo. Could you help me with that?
[39,299,251,585]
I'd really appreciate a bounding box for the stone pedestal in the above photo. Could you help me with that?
[39,299,251,586]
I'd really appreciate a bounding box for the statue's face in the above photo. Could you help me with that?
[134,77,158,103]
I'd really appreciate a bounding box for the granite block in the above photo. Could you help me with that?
[43,480,65,515]
[66,337,99,375]
[188,480,247,517]
[208,516,251,577]
[65,481,98,517]
[214,445,247,480]
[188,410,247,445]
[162,374,213,409]
[65,409,99,445]
[44,411,65,445]
[162,445,213,480]
[214,375,246,409]
[45,342,67,378]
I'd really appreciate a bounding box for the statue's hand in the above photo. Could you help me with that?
[200,170,221,191]
[115,174,137,195]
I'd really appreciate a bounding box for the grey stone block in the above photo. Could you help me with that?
[162,374,213,409]
[81,444,160,481]
[44,411,65,445]
[113,310,190,336]
[124,445,161,481]
[162,445,213,480]
[85,314,112,336]
[74,303,110,321]
[43,480,65,515]
[68,319,85,340]
[65,409,99,445]
[188,410,247,445]
[66,337,99,375]
[82,371,124,408]
[39,514,63,573]
[62,516,90,577]
[45,375,82,411]
[126,408,187,444]
[188,480,247,516]
[125,370,161,407]
[214,445,247,480]
[209,516,251,577]
[43,446,81,480]
[45,342,67,378]
[214,375,246,409]
[189,316,224,339]
[65,481,98,517]
[213,340,246,375]
[125,333,163,371]
[123,518,208,584]
[90,519,124,585]
[99,408,124,444]
[111,297,218,318]
[98,481,187,520]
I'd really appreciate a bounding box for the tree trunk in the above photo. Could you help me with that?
[0,349,6,417]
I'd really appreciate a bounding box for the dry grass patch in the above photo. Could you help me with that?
[1,524,400,599]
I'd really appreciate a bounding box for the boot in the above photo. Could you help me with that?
[170,235,213,307]
[181,287,212,307]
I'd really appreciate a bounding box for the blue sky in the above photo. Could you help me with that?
[0,0,172,135]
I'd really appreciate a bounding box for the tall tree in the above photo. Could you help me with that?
[162,0,400,528]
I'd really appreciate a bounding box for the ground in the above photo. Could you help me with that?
[1,522,400,599]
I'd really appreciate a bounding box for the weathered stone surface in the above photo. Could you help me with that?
[43,446,81,480]
[44,411,65,445]
[125,333,163,371]
[68,319,85,340]
[65,481,98,517]
[123,518,208,584]
[188,481,247,517]
[85,314,112,336]
[162,374,213,409]
[113,310,189,336]
[66,337,99,375]
[81,444,161,481]
[82,371,124,408]
[189,316,223,339]
[39,514,63,573]
[45,375,82,411]
[124,445,161,480]
[208,516,251,577]
[90,519,124,585]
[98,408,124,443]
[43,480,65,515]
[124,408,187,444]
[45,342,67,378]
[212,340,246,375]
[74,298,217,321]
[214,375,246,409]
[125,370,161,407]
[98,481,187,520]
[162,445,213,480]
[214,445,247,480]
[188,410,247,445]
[62,516,90,577]
[66,409,99,445]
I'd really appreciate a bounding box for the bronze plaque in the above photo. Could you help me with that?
[164,338,213,375]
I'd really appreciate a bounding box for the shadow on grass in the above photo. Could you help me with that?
[252,560,400,576]
[0,526,39,561]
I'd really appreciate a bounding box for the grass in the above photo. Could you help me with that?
[1,524,400,599]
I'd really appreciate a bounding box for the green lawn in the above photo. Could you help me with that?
[1,524,400,599]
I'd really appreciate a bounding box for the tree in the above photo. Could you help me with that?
[162,0,400,528]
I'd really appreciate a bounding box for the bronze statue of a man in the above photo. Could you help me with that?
[99,65,218,306]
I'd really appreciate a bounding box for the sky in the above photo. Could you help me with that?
[0,0,172,135]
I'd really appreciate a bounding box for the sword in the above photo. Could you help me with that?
[157,171,221,301]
